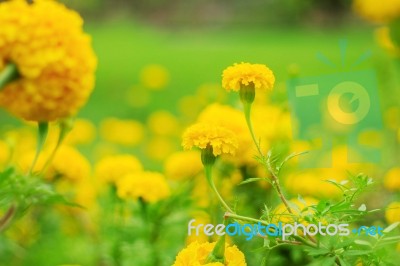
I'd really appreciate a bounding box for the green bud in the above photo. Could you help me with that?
[239,83,255,105]
[201,145,216,166]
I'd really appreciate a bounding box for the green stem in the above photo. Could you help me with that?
[204,164,233,213]
[29,122,49,175]
[39,120,72,175]
[224,212,269,226]
[0,204,16,233]
[242,102,293,214]
[0,63,19,90]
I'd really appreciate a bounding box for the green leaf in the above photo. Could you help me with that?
[343,250,374,256]
[239,177,268,186]
[383,222,400,234]
[0,62,19,90]
[354,240,373,247]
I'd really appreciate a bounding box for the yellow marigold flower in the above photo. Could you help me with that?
[140,64,170,90]
[222,62,275,92]
[50,145,91,182]
[0,140,10,167]
[173,241,247,266]
[147,110,180,136]
[116,171,170,203]
[197,104,252,164]
[386,202,400,224]
[145,136,176,161]
[100,118,144,147]
[182,123,238,156]
[164,151,203,181]
[353,0,400,23]
[384,168,400,192]
[0,0,96,121]
[65,118,96,145]
[94,154,143,184]
[376,27,400,57]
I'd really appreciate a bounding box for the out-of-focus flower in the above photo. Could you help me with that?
[145,136,176,161]
[385,202,400,224]
[172,241,247,266]
[0,140,10,166]
[94,154,143,184]
[182,123,238,156]
[116,171,170,203]
[50,145,91,182]
[222,62,275,92]
[140,64,169,90]
[147,110,180,136]
[384,168,400,191]
[376,27,400,57]
[0,0,96,121]
[65,119,96,145]
[384,106,400,130]
[74,179,97,209]
[126,85,151,108]
[186,212,211,244]
[100,118,144,147]
[353,0,400,23]
[164,151,203,181]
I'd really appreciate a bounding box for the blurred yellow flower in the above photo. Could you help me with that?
[116,171,170,203]
[384,168,400,191]
[147,110,180,136]
[376,27,400,57]
[385,202,400,224]
[145,136,176,161]
[182,123,238,156]
[50,145,91,182]
[140,64,170,90]
[65,119,96,145]
[100,118,144,146]
[164,151,203,181]
[94,154,143,184]
[222,62,275,92]
[173,241,247,266]
[0,140,10,167]
[0,0,96,121]
[353,0,400,23]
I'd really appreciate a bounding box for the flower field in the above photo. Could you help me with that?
[0,1,399,265]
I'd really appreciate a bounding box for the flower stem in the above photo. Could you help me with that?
[224,212,269,226]
[242,102,293,215]
[39,119,72,175]
[29,122,48,175]
[0,63,19,90]
[204,164,233,213]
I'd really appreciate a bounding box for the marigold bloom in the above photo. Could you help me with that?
[384,168,400,192]
[222,62,275,92]
[0,0,97,121]
[100,118,144,147]
[353,0,400,23]
[385,202,400,224]
[116,171,170,203]
[95,154,143,184]
[182,123,238,156]
[173,241,247,266]
[164,151,203,181]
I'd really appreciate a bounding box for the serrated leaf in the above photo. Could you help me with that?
[343,250,373,256]
[383,222,400,234]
